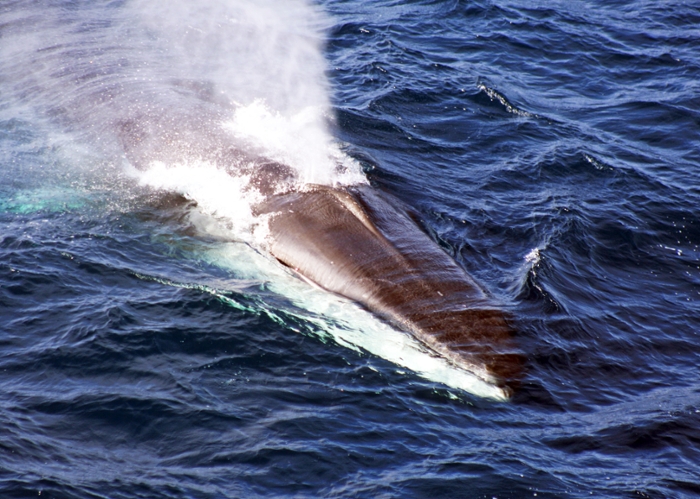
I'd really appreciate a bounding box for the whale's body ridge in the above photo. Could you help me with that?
[257,183,523,394]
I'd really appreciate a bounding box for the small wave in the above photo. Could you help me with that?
[477,82,536,118]
[583,153,614,171]
[133,160,264,243]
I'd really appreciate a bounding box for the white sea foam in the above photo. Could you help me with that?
[525,247,541,264]
[225,100,365,187]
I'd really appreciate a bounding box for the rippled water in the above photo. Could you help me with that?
[2,0,699,498]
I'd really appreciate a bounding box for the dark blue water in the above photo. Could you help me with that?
[2,1,699,497]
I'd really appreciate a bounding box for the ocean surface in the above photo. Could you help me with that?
[1,0,699,497]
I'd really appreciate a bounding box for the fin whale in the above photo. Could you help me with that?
[257,183,524,394]
[118,108,524,395]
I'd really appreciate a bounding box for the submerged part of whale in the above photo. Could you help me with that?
[256,184,524,394]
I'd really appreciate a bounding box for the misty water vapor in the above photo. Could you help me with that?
[1,0,360,193]
[130,0,332,114]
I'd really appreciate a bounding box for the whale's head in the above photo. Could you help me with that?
[259,184,525,398]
